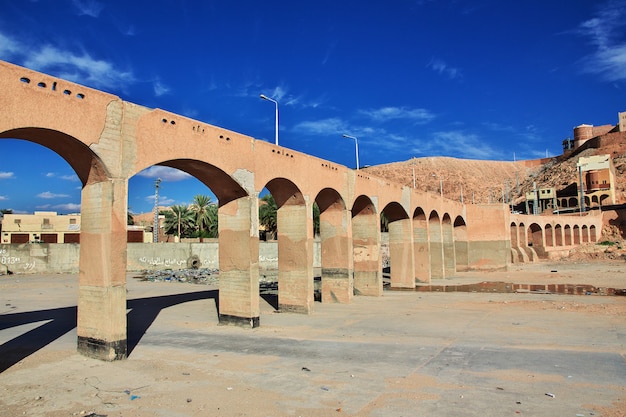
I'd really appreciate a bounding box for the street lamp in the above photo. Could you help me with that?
[342,134,359,170]
[260,94,279,146]
[431,173,443,197]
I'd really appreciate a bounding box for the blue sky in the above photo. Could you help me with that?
[0,0,625,214]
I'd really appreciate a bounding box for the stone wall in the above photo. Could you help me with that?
[0,240,325,275]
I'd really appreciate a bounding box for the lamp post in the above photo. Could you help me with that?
[260,94,279,146]
[342,134,359,170]
[431,174,442,197]
[153,178,161,243]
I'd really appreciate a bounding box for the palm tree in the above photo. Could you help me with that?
[163,204,195,238]
[259,194,278,240]
[190,194,218,238]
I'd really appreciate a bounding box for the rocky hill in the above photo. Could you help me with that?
[363,132,626,208]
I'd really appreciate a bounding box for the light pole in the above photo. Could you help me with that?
[153,178,161,243]
[260,94,279,146]
[342,134,359,170]
[431,174,442,197]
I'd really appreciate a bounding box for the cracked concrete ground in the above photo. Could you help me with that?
[0,261,625,417]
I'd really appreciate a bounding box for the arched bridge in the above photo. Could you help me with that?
[0,60,602,361]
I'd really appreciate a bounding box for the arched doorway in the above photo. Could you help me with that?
[352,195,381,296]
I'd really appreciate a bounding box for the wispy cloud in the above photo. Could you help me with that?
[360,106,435,124]
[293,118,350,135]
[0,195,8,201]
[37,191,70,199]
[0,171,15,179]
[136,166,192,182]
[577,0,626,82]
[415,130,502,160]
[153,80,170,97]
[45,172,79,182]
[145,194,176,206]
[427,58,462,80]
[72,0,104,18]
[0,31,135,91]
[52,203,81,212]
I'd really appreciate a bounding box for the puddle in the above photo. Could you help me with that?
[410,281,626,296]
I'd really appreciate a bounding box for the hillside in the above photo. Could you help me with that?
[363,133,626,207]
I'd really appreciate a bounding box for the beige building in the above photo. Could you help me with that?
[1,211,81,243]
[577,154,616,207]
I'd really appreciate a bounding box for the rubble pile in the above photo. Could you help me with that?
[136,268,279,286]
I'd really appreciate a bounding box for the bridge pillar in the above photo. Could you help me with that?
[352,205,382,296]
[389,218,415,289]
[442,218,456,277]
[77,178,128,361]
[429,214,444,279]
[413,214,430,282]
[278,202,314,313]
[218,196,260,327]
[320,206,354,303]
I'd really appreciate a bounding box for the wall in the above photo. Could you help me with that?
[0,241,324,275]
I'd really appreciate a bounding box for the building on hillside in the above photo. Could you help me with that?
[525,187,557,215]
[1,211,81,243]
[563,111,626,156]
[577,154,616,207]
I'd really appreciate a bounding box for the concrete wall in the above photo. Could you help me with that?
[0,241,323,275]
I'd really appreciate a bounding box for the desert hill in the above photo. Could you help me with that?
[363,132,626,208]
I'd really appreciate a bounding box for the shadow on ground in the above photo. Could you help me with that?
[0,290,218,373]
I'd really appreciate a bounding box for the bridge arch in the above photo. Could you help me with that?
[264,178,313,313]
[442,213,455,277]
[382,202,413,288]
[564,224,572,245]
[0,127,128,360]
[429,210,444,279]
[555,224,563,246]
[413,207,430,282]
[315,188,352,304]
[351,195,381,296]
[454,216,468,272]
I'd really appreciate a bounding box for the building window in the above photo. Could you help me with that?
[14,219,21,224]
[69,218,77,225]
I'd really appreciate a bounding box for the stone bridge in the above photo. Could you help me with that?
[0,60,603,361]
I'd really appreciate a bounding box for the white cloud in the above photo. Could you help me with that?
[0,195,8,201]
[72,0,104,18]
[578,0,626,82]
[294,118,349,135]
[153,80,170,97]
[0,171,15,179]
[136,166,192,182]
[415,130,502,160]
[360,107,435,124]
[52,203,81,212]
[0,31,135,91]
[145,195,176,206]
[37,191,71,199]
[427,58,462,80]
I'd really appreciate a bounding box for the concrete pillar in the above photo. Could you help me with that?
[413,211,430,282]
[278,202,314,313]
[218,196,260,327]
[389,218,414,289]
[442,216,455,277]
[454,219,469,272]
[320,205,353,303]
[352,204,382,296]
[77,178,128,361]
[429,213,444,279]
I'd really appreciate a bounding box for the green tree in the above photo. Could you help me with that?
[163,204,195,238]
[259,194,277,240]
[190,194,218,238]
[313,203,320,236]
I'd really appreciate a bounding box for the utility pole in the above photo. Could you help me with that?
[153,178,161,243]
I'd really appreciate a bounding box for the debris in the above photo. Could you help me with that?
[496,387,504,390]
[186,398,192,403]
[302,367,311,372]
[321,386,329,391]
[226,387,233,391]
[130,395,140,401]
[545,392,555,398]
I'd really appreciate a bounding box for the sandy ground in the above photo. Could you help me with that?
[0,260,625,417]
